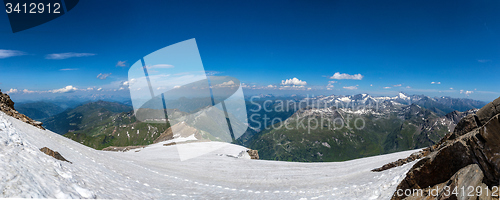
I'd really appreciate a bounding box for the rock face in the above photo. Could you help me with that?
[372,150,429,172]
[39,147,71,163]
[0,89,45,130]
[391,96,500,200]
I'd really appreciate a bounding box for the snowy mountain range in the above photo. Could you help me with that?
[244,92,483,162]
[302,92,485,113]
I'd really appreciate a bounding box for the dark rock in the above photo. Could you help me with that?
[476,97,500,126]
[247,149,259,159]
[0,90,45,130]
[372,150,429,172]
[39,147,72,163]
[163,142,176,146]
[450,114,480,140]
[391,96,500,200]
[400,164,485,199]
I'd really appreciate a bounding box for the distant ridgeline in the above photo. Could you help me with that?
[11,92,487,159]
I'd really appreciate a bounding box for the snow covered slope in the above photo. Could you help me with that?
[0,111,420,199]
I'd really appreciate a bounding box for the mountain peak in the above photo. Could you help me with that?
[397,92,410,100]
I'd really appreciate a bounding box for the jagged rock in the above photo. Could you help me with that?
[477,97,500,126]
[247,149,259,159]
[391,96,500,200]
[450,114,480,139]
[449,98,500,140]
[372,150,429,172]
[39,147,72,163]
[401,164,486,199]
[0,89,45,130]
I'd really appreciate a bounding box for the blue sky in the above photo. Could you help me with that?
[0,0,499,102]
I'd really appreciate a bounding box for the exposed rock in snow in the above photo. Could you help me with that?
[40,147,72,163]
[247,149,259,159]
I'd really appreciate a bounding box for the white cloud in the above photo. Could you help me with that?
[0,50,25,59]
[460,90,474,96]
[449,87,454,90]
[383,87,391,89]
[281,77,307,86]
[97,73,112,80]
[326,81,337,88]
[86,87,94,91]
[23,89,37,94]
[241,83,251,88]
[60,68,78,71]
[173,85,181,89]
[116,61,127,67]
[370,84,373,87]
[45,53,95,60]
[329,72,363,80]
[5,88,18,94]
[431,82,441,84]
[267,85,276,88]
[50,85,78,93]
[393,84,402,87]
[343,85,358,90]
[97,88,102,91]
[406,86,411,89]
[216,80,237,87]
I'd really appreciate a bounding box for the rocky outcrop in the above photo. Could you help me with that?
[0,89,45,130]
[247,149,259,159]
[401,164,490,199]
[391,96,500,200]
[39,147,71,163]
[372,150,430,172]
[447,98,500,140]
